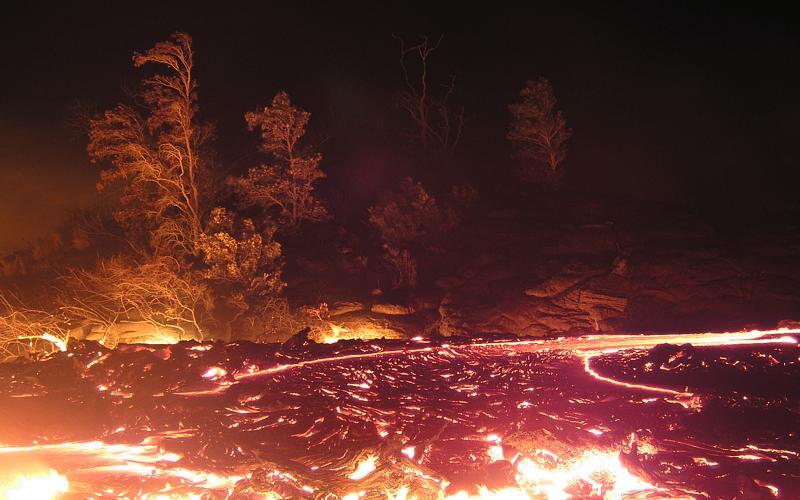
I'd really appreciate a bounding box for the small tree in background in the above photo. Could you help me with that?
[368,178,476,288]
[507,78,572,183]
[240,92,329,229]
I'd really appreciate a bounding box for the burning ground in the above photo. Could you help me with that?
[0,329,798,498]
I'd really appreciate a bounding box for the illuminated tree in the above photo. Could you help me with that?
[0,295,70,361]
[88,32,213,259]
[196,207,285,339]
[394,34,464,154]
[197,207,283,294]
[507,78,572,181]
[241,92,329,228]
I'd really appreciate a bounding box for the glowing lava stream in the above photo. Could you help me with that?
[0,440,244,497]
[176,327,799,397]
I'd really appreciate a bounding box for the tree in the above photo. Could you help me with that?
[241,92,329,228]
[84,33,293,342]
[197,207,283,294]
[507,78,572,181]
[88,32,213,259]
[197,207,285,340]
[394,34,464,154]
[367,178,475,288]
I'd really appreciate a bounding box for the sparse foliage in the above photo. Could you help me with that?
[241,92,329,228]
[255,297,308,342]
[368,178,475,287]
[508,78,572,181]
[394,34,464,154]
[88,32,213,259]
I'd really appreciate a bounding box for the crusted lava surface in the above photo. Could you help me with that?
[0,331,798,498]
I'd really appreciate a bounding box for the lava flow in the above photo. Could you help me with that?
[0,328,798,498]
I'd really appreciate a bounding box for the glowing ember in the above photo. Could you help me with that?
[348,455,378,480]
[322,321,403,344]
[15,333,68,353]
[324,323,350,343]
[40,334,68,352]
[514,450,654,499]
[201,366,227,379]
[0,469,68,500]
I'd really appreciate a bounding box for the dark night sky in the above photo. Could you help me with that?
[1,2,798,252]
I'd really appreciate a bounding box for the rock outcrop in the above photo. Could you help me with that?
[428,203,800,338]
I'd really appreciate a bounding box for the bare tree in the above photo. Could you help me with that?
[241,92,330,228]
[394,34,464,154]
[507,78,572,179]
[58,256,213,346]
[88,32,213,259]
[0,295,69,361]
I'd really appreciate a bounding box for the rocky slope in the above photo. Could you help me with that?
[324,194,800,339]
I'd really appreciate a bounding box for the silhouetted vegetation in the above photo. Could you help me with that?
[0,31,565,358]
[508,78,572,185]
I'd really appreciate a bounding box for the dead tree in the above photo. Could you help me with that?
[57,256,213,346]
[394,34,464,154]
[0,295,70,361]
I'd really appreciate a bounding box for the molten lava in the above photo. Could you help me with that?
[0,328,797,498]
[0,469,68,500]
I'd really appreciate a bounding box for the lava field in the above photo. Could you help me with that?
[0,330,798,499]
